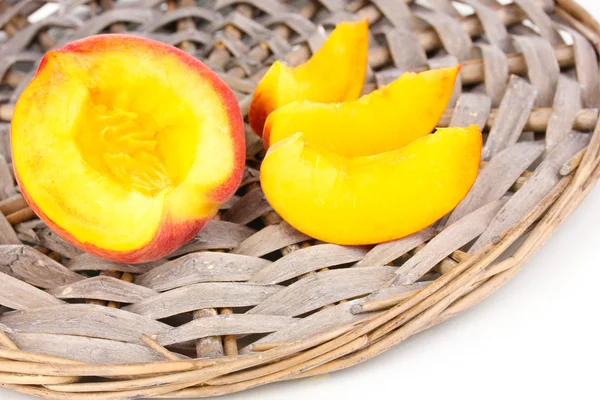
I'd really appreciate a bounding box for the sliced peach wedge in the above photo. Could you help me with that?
[249,19,369,136]
[261,126,482,245]
[263,66,460,156]
[11,35,245,263]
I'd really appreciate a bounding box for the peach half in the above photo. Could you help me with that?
[261,126,482,245]
[248,19,369,136]
[263,66,460,156]
[11,35,245,263]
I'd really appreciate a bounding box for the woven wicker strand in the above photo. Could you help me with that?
[0,0,599,398]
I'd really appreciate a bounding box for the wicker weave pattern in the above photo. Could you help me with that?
[0,0,600,398]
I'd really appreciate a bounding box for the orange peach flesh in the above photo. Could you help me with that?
[11,35,245,263]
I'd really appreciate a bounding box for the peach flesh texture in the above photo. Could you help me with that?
[260,126,482,245]
[248,19,369,136]
[11,35,245,263]
[263,66,460,156]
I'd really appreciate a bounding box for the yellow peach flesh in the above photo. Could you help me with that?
[260,126,482,245]
[11,35,244,262]
[263,66,460,156]
[249,20,369,136]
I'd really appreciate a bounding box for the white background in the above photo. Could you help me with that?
[2,1,600,399]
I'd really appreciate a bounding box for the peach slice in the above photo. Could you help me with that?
[260,126,482,245]
[248,19,369,136]
[11,35,245,263]
[263,66,460,156]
